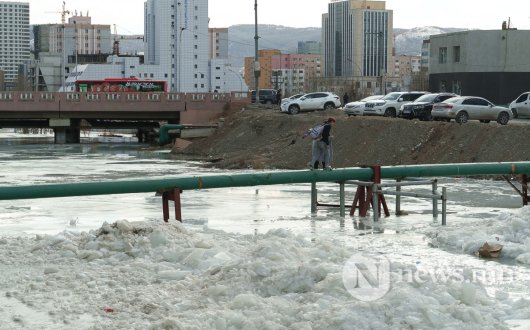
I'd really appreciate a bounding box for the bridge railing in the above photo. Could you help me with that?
[0,91,250,103]
[0,91,251,115]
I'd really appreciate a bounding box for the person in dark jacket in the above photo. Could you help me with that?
[343,92,349,107]
[311,117,336,170]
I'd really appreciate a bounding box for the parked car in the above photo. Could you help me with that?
[280,92,341,115]
[399,93,457,120]
[343,95,384,116]
[281,93,305,104]
[250,89,279,105]
[509,92,530,118]
[431,96,512,125]
[363,91,427,117]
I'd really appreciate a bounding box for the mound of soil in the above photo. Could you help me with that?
[175,107,530,170]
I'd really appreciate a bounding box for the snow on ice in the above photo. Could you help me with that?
[0,209,530,329]
[427,206,530,264]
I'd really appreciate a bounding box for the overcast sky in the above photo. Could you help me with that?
[28,0,530,34]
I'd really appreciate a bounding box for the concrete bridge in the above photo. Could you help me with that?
[0,91,249,143]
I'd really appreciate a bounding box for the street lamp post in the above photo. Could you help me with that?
[226,67,243,92]
[61,25,65,92]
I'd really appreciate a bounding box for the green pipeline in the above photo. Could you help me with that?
[0,162,529,201]
[159,124,184,145]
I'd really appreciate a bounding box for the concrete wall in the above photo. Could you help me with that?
[430,30,530,74]
[429,30,530,104]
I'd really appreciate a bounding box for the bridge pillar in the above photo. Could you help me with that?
[50,119,81,144]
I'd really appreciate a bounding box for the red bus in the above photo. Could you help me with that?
[75,78,167,93]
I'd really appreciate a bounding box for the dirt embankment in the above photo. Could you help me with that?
[174,107,530,170]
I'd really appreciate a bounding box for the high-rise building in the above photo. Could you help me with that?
[209,28,228,59]
[322,0,393,79]
[144,0,209,92]
[67,0,243,94]
[298,41,321,55]
[33,14,112,91]
[34,15,112,60]
[0,69,5,90]
[0,1,30,90]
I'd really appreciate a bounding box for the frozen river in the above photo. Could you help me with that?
[0,131,530,329]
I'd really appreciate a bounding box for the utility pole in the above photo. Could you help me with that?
[378,31,385,95]
[61,24,65,92]
[253,0,260,104]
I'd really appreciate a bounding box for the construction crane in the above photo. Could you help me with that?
[45,1,70,24]
[60,1,70,24]
[112,24,120,56]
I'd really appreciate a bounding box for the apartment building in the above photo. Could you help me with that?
[0,1,30,90]
[271,53,322,96]
[322,0,393,94]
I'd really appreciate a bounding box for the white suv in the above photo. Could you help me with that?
[280,92,341,115]
[363,92,427,117]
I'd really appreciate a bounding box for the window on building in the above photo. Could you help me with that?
[452,80,462,95]
[440,80,447,92]
[453,46,460,63]
[150,73,154,78]
[439,47,447,64]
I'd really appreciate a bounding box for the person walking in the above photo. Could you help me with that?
[343,92,350,107]
[276,89,282,106]
[310,117,336,170]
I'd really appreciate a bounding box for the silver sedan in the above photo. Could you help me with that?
[343,95,384,116]
[431,96,512,125]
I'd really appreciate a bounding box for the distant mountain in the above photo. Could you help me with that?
[228,25,467,68]
[30,24,467,68]
[394,26,467,55]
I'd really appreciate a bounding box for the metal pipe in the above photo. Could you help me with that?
[442,187,447,226]
[432,180,439,218]
[311,182,317,213]
[380,190,440,199]
[395,178,401,216]
[378,180,435,188]
[339,182,345,217]
[159,124,184,146]
[1,162,529,201]
[373,184,379,222]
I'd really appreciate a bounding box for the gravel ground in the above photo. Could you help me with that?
[173,107,530,170]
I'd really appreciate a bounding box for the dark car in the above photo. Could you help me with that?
[250,89,279,105]
[399,93,457,120]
